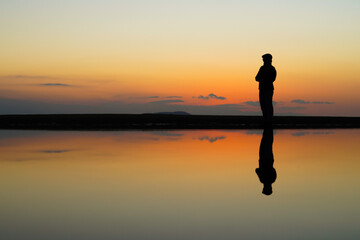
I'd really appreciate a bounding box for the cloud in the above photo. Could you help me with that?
[244,101,260,106]
[165,96,183,99]
[133,96,159,99]
[278,106,306,111]
[129,96,183,100]
[292,99,310,104]
[40,149,73,153]
[0,97,256,115]
[197,93,226,100]
[38,83,73,87]
[312,101,334,104]
[149,99,184,104]
[292,99,335,105]
[3,75,57,79]
[244,101,277,107]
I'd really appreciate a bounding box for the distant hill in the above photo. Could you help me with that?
[150,111,191,115]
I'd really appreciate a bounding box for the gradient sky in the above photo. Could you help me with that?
[1,0,360,115]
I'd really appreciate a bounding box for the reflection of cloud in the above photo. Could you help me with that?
[40,149,73,153]
[152,132,184,137]
[9,157,43,162]
[312,131,334,135]
[166,137,182,141]
[245,130,263,135]
[146,137,160,141]
[197,93,226,100]
[292,131,310,137]
[149,100,184,104]
[292,130,335,136]
[38,83,73,87]
[198,136,226,143]
[246,130,277,135]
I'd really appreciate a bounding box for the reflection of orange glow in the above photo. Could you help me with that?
[1,130,360,177]
[1,129,360,238]
[0,130,259,164]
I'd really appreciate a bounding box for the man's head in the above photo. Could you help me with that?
[262,183,273,195]
[262,53,272,65]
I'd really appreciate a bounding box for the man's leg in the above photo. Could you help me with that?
[264,90,274,121]
[259,90,266,119]
[267,90,274,120]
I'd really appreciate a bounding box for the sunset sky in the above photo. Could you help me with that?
[1,0,360,115]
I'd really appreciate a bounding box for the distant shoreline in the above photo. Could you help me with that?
[1,114,360,130]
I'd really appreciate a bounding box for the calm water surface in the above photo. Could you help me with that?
[1,129,359,240]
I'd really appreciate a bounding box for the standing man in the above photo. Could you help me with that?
[255,53,277,122]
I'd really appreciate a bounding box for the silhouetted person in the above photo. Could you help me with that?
[255,53,277,123]
[256,127,277,195]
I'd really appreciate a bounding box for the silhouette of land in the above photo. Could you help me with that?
[1,114,360,130]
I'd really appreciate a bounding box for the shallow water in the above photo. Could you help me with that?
[1,129,359,240]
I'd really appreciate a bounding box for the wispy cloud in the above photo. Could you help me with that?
[312,101,334,104]
[165,96,183,99]
[3,75,57,80]
[38,83,74,87]
[142,96,159,99]
[292,99,334,105]
[0,97,252,115]
[196,93,226,100]
[244,101,277,106]
[130,96,182,100]
[244,101,260,106]
[292,99,310,104]
[40,149,73,153]
[278,106,306,111]
[149,99,184,104]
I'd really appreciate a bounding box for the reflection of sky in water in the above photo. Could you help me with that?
[0,129,359,240]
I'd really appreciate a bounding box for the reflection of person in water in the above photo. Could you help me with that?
[256,127,277,195]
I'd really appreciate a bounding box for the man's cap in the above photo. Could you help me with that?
[262,53,273,60]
